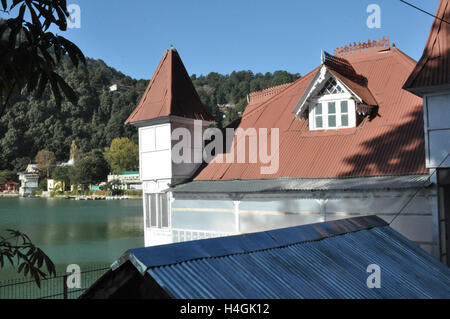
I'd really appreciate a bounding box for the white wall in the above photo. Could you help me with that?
[424,92,450,168]
[139,124,172,181]
[171,118,209,179]
[139,117,213,247]
[171,188,439,257]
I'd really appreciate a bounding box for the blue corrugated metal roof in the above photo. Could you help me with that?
[170,175,431,194]
[113,216,450,299]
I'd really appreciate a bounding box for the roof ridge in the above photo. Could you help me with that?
[249,82,294,98]
[391,47,418,68]
[334,37,391,57]
[242,68,319,120]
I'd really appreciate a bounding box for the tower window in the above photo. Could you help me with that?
[145,193,170,229]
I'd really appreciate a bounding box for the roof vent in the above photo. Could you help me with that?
[334,36,390,57]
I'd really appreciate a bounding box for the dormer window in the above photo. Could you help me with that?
[310,98,356,130]
[308,75,356,131]
[293,61,377,131]
[318,78,345,95]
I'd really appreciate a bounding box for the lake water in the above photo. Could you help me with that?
[0,198,144,281]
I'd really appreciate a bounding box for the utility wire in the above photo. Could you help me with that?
[399,0,450,24]
[389,152,450,225]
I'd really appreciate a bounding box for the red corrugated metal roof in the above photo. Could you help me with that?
[404,0,450,91]
[195,47,427,180]
[246,83,295,114]
[125,48,214,124]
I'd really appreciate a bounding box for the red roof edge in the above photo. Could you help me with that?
[404,0,450,93]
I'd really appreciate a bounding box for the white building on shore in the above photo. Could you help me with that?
[18,164,39,196]
[107,171,142,190]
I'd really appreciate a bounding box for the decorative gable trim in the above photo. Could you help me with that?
[293,66,364,118]
[293,52,378,119]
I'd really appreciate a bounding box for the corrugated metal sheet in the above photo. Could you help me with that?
[195,47,427,181]
[171,174,431,194]
[404,0,450,91]
[125,48,214,124]
[245,83,295,114]
[114,216,450,299]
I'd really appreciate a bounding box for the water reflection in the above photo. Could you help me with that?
[0,198,144,280]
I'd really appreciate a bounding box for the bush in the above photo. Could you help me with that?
[38,179,47,191]
[124,190,142,196]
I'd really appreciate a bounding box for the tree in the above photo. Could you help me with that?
[0,229,56,287]
[0,0,86,118]
[51,166,70,190]
[104,137,139,174]
[35,149,56,178]
[0,0,85,286]
[70,149,110,189]
[0,169,16,184]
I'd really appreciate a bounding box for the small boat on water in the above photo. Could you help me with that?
[105,195,130,200]
[72,195,106,201]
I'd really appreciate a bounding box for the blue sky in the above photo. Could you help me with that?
[3,0,442,79]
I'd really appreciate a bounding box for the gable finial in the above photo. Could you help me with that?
[321,49,324,64]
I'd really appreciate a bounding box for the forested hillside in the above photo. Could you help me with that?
[0,55,300,172]
[193,70,300,125]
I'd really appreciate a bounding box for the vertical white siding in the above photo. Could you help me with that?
[424,93,450,168]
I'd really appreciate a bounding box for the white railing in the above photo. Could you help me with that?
[172,228,235,243]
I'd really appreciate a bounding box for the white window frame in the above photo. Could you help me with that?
[144,193,171,229]
[309,94,356,131]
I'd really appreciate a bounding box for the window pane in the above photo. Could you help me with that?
[328,115,336,127]
[328,102,336,114]
[341,114,349,127]
[150,194,157,227]
[315,116,323,128]
[341,101,348,113]
[315,103,322,115]
[145,195,150,228]
[159,193,169,228]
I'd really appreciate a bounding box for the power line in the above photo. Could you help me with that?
[389,153,450,225]
[399,0,450,24]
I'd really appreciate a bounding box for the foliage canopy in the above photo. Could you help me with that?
[104,137,139,174]
[0,0,85,117]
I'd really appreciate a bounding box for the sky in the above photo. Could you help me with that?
[2,0,442,80]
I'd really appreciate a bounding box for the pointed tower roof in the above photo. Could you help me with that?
[404,0,450,93]
[126,48,214,125]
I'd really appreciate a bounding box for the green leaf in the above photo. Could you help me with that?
[23,263,29,277]
[53,72,77,104]
[48,73,62,106]
[36,72,48,98]
[18,262,26,274]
